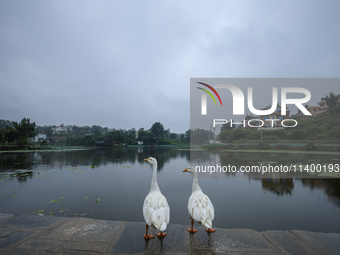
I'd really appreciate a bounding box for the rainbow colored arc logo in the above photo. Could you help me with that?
[196,82,222,106]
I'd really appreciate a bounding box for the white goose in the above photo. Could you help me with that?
[183,166,216,233]
[143,157,170,239]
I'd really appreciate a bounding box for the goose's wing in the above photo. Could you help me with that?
[143,192,170,231]
[188,192,215,228]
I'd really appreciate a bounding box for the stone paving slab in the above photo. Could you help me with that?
[17,238,65,252]
[195,226,279,254]
[291,230,340,255]
[263,230,316,255]
[1,214,65,229]
[113,222,191,254]
[62,240,110,253]
[0,230,36,249]
[38,217,122,242]
[0,213,14,223]
[0,213,340,254]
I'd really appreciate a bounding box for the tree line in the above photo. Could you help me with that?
[0,118,37,145]
[219,115,340,143]
[65,122,190,146]
[0,119,190,147]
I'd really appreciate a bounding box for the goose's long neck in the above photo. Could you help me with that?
[192,170,202,193]
[150,163,160,192]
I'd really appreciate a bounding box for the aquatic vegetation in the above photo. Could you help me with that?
[6,191,18,198]
[48,200,61,203]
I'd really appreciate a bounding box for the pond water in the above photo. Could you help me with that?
[0,147,339,233]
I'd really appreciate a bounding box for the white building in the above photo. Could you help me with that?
[32,133,47,142]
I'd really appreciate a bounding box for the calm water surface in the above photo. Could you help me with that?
[0,147,339,233]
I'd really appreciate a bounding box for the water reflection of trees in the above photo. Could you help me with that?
[0,153,35,172]
[88,147,189,170]
[0,147,191,177]
[0,170,34,183]
[300,178,340,206]
[190,150,213,163]
[219,152,339,198]
[11,171,33,182]
[145,147,189,171]
[219,151,336,168]
[261,177,294,195]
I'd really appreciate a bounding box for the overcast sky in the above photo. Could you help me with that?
[1,0,339,133]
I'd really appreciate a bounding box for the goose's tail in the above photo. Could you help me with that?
[203,219,212,229]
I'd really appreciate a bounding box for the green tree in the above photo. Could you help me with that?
[91,125,103,133]
[137,130,150,144]
[334,104,340,115]
[150,122,165,140]
[104,132,115,145]
[12,118,37,144]
[93,130,103,141]
[72,125,81,133]
[288,129,308,140]
[180,133,184,142]
[232,128,248,140]
[169,133,177,139]
[221,122,235,131]
[325,92,339,114]
[219,128,248,142]
[247,130,261,140]
[190,128,213,144]
[127,128,136,140]
[219,130,231,142]
[0,120,13,143]
[185,129,190,143]
[325,92,339,109]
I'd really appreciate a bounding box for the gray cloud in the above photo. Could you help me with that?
[1,0,339,133]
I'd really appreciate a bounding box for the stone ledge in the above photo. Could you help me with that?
[0,214,339,254]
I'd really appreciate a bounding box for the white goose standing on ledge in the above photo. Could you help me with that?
[183,166,216,233]
[143,157,170,239]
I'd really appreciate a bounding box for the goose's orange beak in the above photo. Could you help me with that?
[182,168,188,172]
[144,158,149,162]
